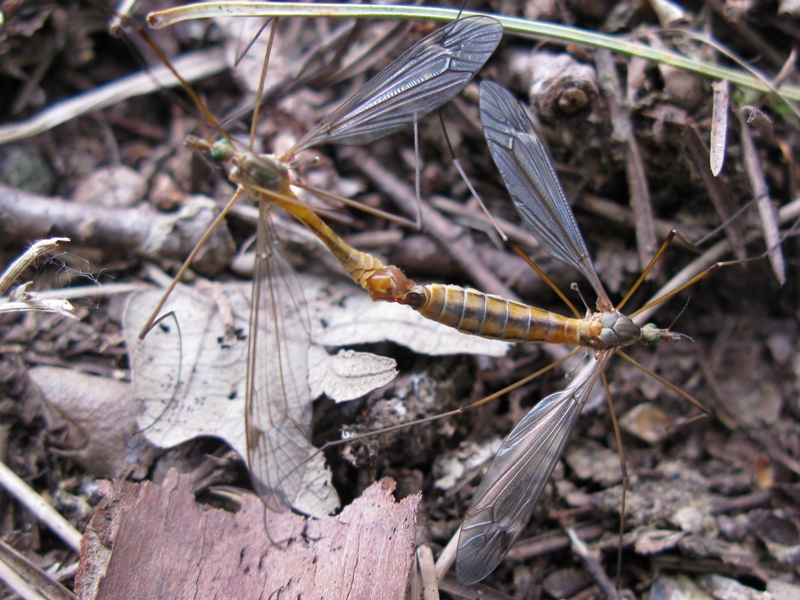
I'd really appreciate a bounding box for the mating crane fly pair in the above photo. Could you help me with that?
[142,9,730,588]
[136,15,502,513]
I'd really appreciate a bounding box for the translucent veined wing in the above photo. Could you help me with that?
[456,352,612,584]
[291,16,502,152]
[245,202,314,512]
[479,80,609,308]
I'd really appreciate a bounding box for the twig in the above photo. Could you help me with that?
[437,576,514,600]
[0,238,68,297]
[0,539,74,600]
[682,121,746,260]
[595,49,658,273]
[0,460,82,553]
[430,195,542,251]
[10,282,147,302]
[706,0,787,70]
[506,524,606,561]
[0,49,227,144]
[415,545,439,600]
[0,184,234,276]
[577,193,706,241]
[566,527,619,600]
[681,122,746,260]
[634,196,800,324]
[409,499,440,600]
[433,527,459,582]
[737,110,785,284]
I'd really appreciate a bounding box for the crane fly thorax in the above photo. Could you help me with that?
[579,309,642,350]
[232,151,289,193]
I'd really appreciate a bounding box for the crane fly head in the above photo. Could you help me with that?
[640,323,694,347]
[586,312,693,349]
[185,135,235,163]
[210,137,236,164]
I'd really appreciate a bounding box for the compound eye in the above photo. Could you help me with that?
[642,323,661,346]
[209,139,233,162]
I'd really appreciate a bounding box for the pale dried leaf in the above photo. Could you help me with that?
[29,366,158,479]
[216,16,291,101]
[780,0,800,16]
[125,283,339,517]
[768,579,800,598]
[699,574,773,600]
[127,285,218,449]
[620,402,672,444]
[308,347,397,402]
[73,165,146,208]
[672,506,708,533]
[750,511,800,567]
[710,80,729,176]
[715,346,783,427]
[632,528,687,554]
[564,440,623,487]
[649,574,710,599]
[647,0,688,26]
[126,272,507,517]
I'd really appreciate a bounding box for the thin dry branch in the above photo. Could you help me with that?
[0,184,235,276]
[595,49,658,273]
[736,110,785,284]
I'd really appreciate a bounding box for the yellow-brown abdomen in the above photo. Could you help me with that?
[274,197,391,294]
[415,284,581,344]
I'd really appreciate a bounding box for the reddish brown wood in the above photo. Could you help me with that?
[76,470,419,599]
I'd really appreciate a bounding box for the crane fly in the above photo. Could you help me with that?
[390,81,703,585]
[134,14,501,514]
[138,14,502,337]
[278,80,737,585]
[378,81,742,585]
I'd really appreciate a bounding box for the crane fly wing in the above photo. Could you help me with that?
[292,16,502,152]
[456,352,612,585]
[479,81,609,307]
[245,203,314,512]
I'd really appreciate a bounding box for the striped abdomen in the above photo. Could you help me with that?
[309,219,389,293]
[268,194,650,351]
[405,284,582,345]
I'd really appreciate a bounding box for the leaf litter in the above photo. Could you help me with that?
[1,2,799,598]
